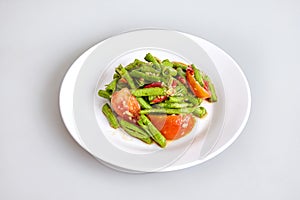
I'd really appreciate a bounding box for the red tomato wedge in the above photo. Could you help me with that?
[111,88,140,122]
[148,114,195,140]
[186,69,211,99]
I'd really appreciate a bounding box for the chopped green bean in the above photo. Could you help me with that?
[193,107,207,118]
[137,97,152,109]
[132,87,166,97]
[129,70,161,82]
[105,78,118,94]
[167,96,187,103]
[144,53,160,67]
[191,64,204,87]
[162,65,177,77]
[187,94,203,105]
[156,102,193,109]
[98,90,111,99]
[140,107,196,115]
[203,75,218,102]
[172,62,188,70]
[102,103,119,129]
[119,119,152,144]
[125,59,146,71]
[138,65,160,73]
[161,59,173,67]
[139,115,166,148]
[115,65,136,89]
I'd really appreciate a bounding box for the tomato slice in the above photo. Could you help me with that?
[111,88,140,122]
[186,70,211,99]
[148,114,195,140]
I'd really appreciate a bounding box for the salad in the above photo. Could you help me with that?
[98,53,217,148]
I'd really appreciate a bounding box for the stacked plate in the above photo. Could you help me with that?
[59,29,251,173]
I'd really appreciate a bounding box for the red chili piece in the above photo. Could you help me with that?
[144,82,162,88]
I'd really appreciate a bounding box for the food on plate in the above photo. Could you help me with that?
[98,53,217,148]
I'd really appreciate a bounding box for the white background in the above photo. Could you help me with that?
[1,0,299,199]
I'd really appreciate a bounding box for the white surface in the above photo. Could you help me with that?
[1,0,299,199]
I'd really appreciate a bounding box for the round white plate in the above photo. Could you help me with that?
[59,30,251,172]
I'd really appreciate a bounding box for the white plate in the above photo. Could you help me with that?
[59,30,251,172]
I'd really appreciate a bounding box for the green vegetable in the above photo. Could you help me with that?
[203,75,218,102]
[140,107,196,115]
[187,94,203,106]
[102,103,119,129]
[129,70,161,82]
[98,90,111,99]
[172,62,188,70]
[105,78,118,94]
[161,59,173,67]
[144,53,160,67]
[119,119,152,144]
[139,115,166,148]
[115,65,136,89]
[125,59,146,71]
[156,102,193,109]
[193,107,207,118]
[132,87,166,97]
[137,97,152,109]
[167,96,187,103]
[191,64,204,87]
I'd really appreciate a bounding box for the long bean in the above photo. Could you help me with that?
[136,97,152,109]
[203,75,218,102]
[125,59,146,71]
[119,119,152,144]
[156,102,193,109]
[139,115,166,148]
[98,90,111,99]
[172,61,188,70]
[115,65,136,89]
[193,107,207,118]
[105,78,118,94]
[102,103,119,129]
[140,107,196,115]
[132,87,166,97]
[129,70,161,82]
[191,64,204,87]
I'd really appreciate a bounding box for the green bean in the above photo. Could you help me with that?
[139,115,166,148]
[140,107,196,115]
[98,90,111,99]
[174,84,188,96]
[176,68,187,83]
[105,78,118,94]
[187,94,203,105]
[115,65,136,89]
[134,78,145,87]
[191,64,204,87]
[119,119,152,144]
[167,96,187,103]
[144,53,160,66]
[161,59,173,67]
[125,59,146,71]
[102,103,119,129]
[132,87,166,97]
[162,65,177,77]
[129,70,161,82]
[172,62,188,70]
[113,73,120,79]
[193,107,207,118]
[137,97,152,109]
[156,102,193,109]
[144,53,161,71]
[138,65,160,73]
[203,75,218,102]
